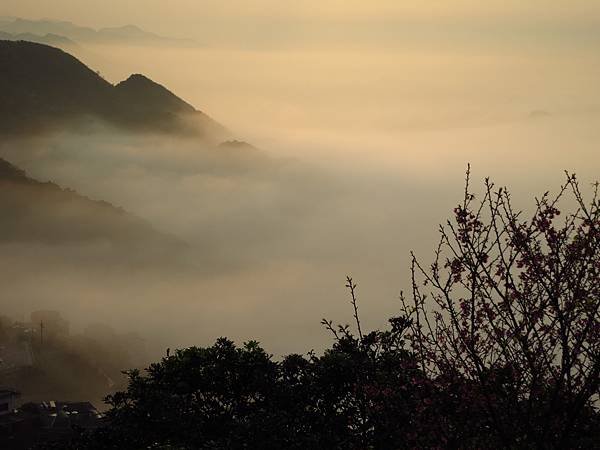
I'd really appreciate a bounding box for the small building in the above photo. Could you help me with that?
[0,388,21,416]
[0,397,104,448]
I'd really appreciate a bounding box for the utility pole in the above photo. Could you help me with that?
[40,320,44,348]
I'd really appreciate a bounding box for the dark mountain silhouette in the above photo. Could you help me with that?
[115,74,195,114]
[0,157,180,249]
[0,40,226,138]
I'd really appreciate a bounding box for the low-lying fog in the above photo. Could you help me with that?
[1,39,600,360]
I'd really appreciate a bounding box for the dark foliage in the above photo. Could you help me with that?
[401,168,600,448]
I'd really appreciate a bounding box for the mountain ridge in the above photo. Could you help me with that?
[0,30,77,49]
[0,156,182,251]
[0,40,226,139]
[0,17,194,47]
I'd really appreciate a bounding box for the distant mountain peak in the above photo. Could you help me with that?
[0,17,195,47]
[100,24,145,33]
[111,24,142,31]
[0,30,77,48]
[218,140,258,152]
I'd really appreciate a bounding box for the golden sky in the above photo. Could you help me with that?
[2,1,600,47]
[2,1,599,145]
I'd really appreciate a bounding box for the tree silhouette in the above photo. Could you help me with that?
[401,167,600,447]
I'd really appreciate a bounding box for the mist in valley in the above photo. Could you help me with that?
[1,0,600,373]
[1,113,599,362]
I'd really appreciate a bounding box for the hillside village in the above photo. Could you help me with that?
[0,310,147,447]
